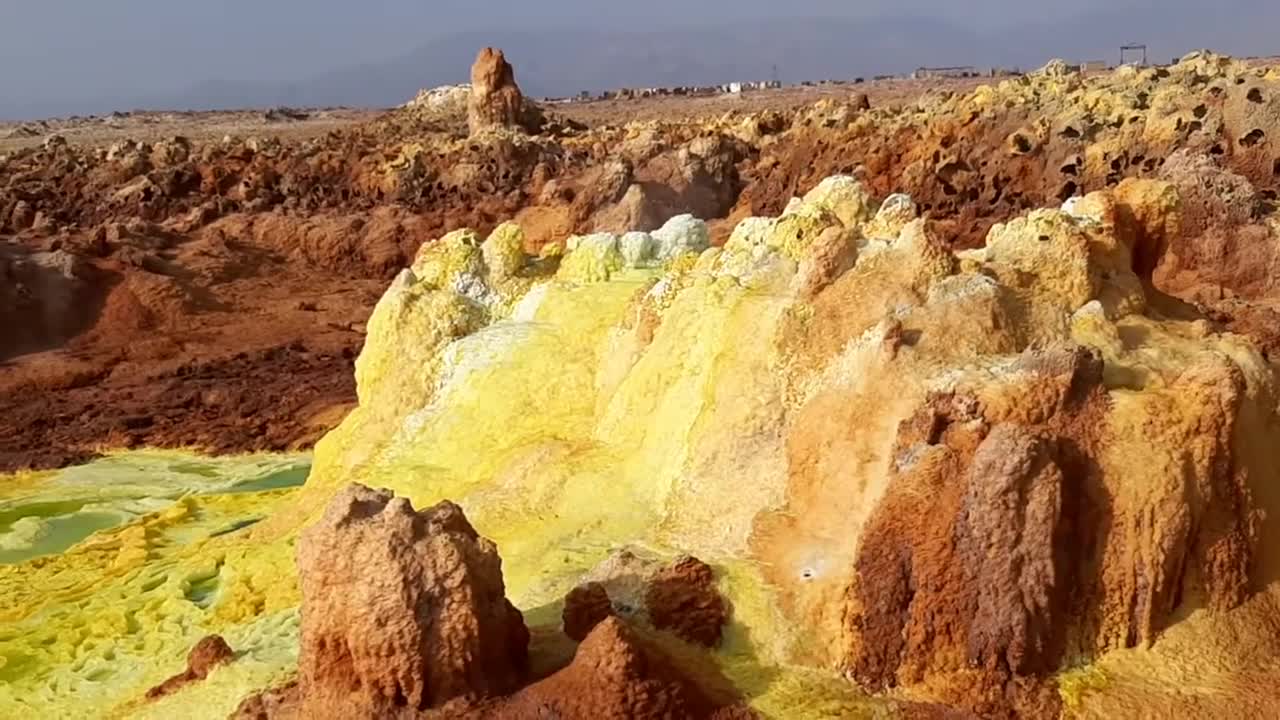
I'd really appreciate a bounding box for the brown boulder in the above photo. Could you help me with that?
[563,553,729,648]
[468,48,525,136]
[145,635,235,699]
[241,484,529,717]
[563,582,615,642]
[645,557,729,648]
[496,617,753,719]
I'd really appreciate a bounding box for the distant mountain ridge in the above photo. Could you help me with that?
[4,8,1279,120]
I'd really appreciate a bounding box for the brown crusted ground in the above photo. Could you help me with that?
[145,635,236,700]
[3,53,1280,471]
[0,213,385,469]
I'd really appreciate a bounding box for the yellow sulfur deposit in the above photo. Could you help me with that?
[5,166,1280,718]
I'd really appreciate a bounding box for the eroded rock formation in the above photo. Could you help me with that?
[563,582,615,642]
[467,48,526,136]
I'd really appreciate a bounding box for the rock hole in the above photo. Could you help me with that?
[1060,161,1079,176]
[1193,104,1208,119]
[1248,88,1264,103]
[1110,157,1124,172]
[801,568,816,581]
[1011,134,1032,154]
[1057,182,1078,201]
[1060,126,1081,139]
[1210,144,1225,156]
[1188,121,1203,134]
[1038,234,1051,243]
[184,570,221,609]
[1236,77,1247,85]
[1273,158,1280,176]
[1241,129,1266,148]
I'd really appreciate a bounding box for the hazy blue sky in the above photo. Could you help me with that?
[2,1,1275,118]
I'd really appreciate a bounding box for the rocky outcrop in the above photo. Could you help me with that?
[646,557,729,648]
[842,349,1104,717]
[145,635,235,699]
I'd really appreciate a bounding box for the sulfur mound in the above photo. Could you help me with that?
[234,485,748,719]
[7,157,1280,718]
[278,172,1279,717]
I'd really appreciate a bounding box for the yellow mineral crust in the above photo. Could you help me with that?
[4,164,1280,718]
